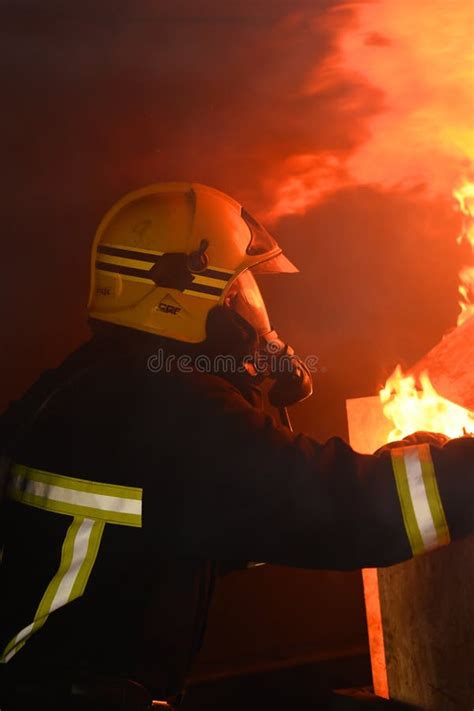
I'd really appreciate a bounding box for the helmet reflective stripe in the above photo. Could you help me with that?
[96,244,234,281]
[391,444,450,556]
[95,242,233,300]
[192,274,232,289]
[1,465,142,663]
[182,289,219,301]
[97,243,164,263]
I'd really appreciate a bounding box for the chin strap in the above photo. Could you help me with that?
[278,406,293,431]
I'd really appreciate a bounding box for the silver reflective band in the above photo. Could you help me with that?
[403,448,439,551]
[8,463,142,527]
[391,444,450,556]
[10,473,141,517]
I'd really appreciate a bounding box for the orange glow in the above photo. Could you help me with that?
[454,180,474,325]
[338,0,474,195]
[380,365,474,442]
[362,568,389,699]
[267,0,474,221]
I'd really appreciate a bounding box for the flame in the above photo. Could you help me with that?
[266,0,474,221]
[454,180,474,325]
[380,365,474,442]
[338,0,474,195]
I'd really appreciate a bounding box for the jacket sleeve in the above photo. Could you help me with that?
[149,375,474,571]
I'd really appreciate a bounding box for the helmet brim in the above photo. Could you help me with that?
[251,251,299,275]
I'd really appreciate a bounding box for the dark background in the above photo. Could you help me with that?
[1,0,466,686]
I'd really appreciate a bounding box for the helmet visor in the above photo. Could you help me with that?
[242,207,299,273]
[224,269,271,336]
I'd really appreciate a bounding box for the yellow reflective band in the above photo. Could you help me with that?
[97,270,154,286]
[1,517,105,663]
[8,464,142,527]
[183,289,220,301]
[208,265,234,275]
[95,252,156,271]
[100,242,164,258]
[391,444,450,556]
[192,274,229,289]
[392,449,425,555]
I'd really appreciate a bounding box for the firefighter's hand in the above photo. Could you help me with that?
[399,431,450,447]
[374,431,449,454]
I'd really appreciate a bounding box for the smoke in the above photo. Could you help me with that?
[265,0,474,221]
[1,1,375,215]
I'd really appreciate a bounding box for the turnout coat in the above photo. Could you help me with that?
[0,330,473,700]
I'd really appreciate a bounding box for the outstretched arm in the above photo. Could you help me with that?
[148,374,474,570]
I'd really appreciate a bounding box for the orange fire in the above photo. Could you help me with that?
[454,181,474,325]
[335,1,474,441]
[379,180,474,440]
[266,0,474,221]
[380,365,474,442]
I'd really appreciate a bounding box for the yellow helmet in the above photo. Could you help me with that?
[88,182,297,343]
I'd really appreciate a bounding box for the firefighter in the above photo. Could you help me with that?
[0,182,472,710]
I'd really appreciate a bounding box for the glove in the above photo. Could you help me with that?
[375,430,449,454]
[396,431,450,447]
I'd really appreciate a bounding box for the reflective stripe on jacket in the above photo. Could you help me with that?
[2,464,142,663]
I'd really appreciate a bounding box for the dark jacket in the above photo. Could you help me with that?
[0,331,473,699]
